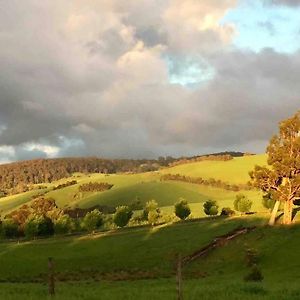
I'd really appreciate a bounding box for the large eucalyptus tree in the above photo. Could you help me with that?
[250,111,300,225]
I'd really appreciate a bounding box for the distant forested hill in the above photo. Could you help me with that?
[0,157,158,192]
[0,151,247,194]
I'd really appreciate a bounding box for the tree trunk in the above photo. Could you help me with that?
[283,200,293,225]
[268,200,280,226]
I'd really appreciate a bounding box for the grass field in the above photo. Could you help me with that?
[161,154,267,184]
[2,279,300,300]
[1,215,300,299]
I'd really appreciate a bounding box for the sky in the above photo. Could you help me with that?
[0,0,300,163]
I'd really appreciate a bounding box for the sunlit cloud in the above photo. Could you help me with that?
[0,0,299,162]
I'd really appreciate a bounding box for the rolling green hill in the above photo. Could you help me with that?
[0,154,267,216]
[161,154,267,184]
[1,153,300,299]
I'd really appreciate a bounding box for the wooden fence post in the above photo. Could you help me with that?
[48,257,55,296]
[176,254,183,300]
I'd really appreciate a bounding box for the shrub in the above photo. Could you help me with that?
[148,209,161,225]
[203,200,219,216]
[175,198,191,220]
[143,200,159,219]
[54,215,76,234]
[24,217,39,238]
[81,209,104,233]
[220,207,235,216]
[142,200,161,225]
[24,215,54,238]
[244,265,263,282]
[2,219,19,238]
[262,193,276,210]
[234,194,252,213]
[113,206,133,228]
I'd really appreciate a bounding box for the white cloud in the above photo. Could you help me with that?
[0,0,299,161]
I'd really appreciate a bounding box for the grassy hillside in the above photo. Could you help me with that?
[0,155,267,216]
[1,215,300,299]
[161,154,267,184]
[0,188,49,214]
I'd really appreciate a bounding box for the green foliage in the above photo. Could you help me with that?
[1,219,19,238]
[147,209,161,226]
[234,194,252,213]
[142,200,161,225]
[24,215,54,238]
[113,206,133,228]
[174,198,191,220]
[262,193,276,211]
[220,207,235,216]
[203,200,219,216]
[81,209,104,232]
[24,217,39,238]
[250,110,300,224]
[143,199,158,216]
[54,215,76,234]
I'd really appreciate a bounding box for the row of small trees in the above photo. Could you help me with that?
[161,174,252,192]
[0,193,254,240]
[173,194,253,221]
[0,197,136,239]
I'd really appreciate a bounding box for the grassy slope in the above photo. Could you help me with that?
[0,189,49,215]
[0,217,262,281]
[2,216,300,299]
[160,154,267,184]
[0,155,267,216]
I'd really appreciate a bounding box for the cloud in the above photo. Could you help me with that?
[268,0,300,6]
[0,0,299,162]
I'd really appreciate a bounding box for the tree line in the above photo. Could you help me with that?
[0,193,254,240]
[78,182,114,192]
[160,173,253,191]
[0,157,159,194]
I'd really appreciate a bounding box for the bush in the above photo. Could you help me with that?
[174,198,191,220]
[244,265,264,282]
[142,200,161,225]
[234,194,252,213]
[2,219,19,238]
[148,209,161,225]
[113,206,133,228]
[262,193,276,210]
[81,209,104,233]
[24,217,39,238]
[54,215,76,235]
[24,215,54,238]
[203,200,219,216]
[143,200,158,219]
[220,207,235,216]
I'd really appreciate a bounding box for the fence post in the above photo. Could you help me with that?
[48,257,55,296]
[176,254,183,300]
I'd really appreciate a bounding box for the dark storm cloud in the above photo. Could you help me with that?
[0,0,299,162]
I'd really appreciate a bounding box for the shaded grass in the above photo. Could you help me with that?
[2,278,300,300]
[0,217,262,281]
